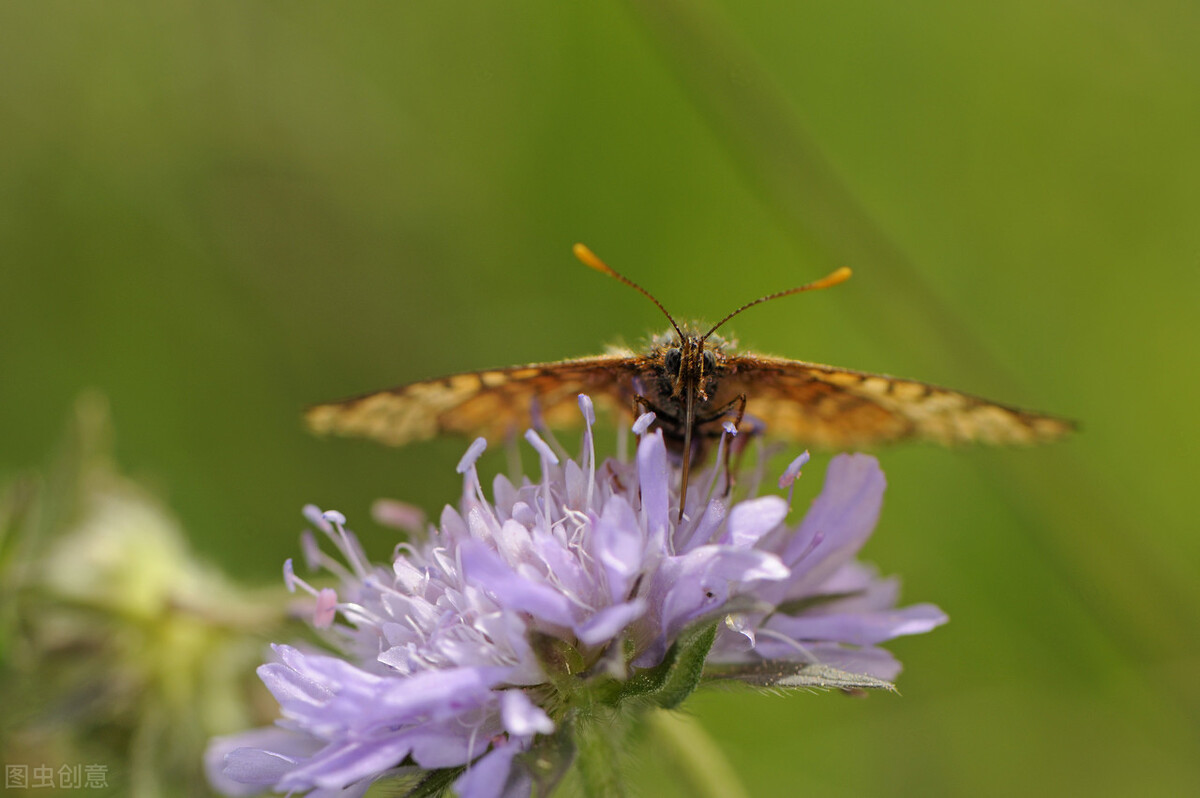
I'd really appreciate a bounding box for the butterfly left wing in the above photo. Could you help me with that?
[719,353,1074,448]
[305,353,645,447]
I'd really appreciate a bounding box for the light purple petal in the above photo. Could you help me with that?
[207,727,323,794]
[475,610,543,686]
[369,667,499,723]
[796,566,899,612]
[257,660,337,711]
[407,726,485,768]
[724,496,787,547]
[501,689,555,736]
[454,743,531,798]
[279,737,415,791]
[263,646,501,735]
[697,545,789,582]
[636,430,670,536]
[679,495,728,551]
[492,473,519,516]
[528,528,589,596]
[224,748,305,786]
[565,458,587,507]
[390,556,427,594]
[439,504,469,540]
[575,598,647,646]
[460,541,577,627]
[803,643,904,681]
[785,454,885,584]
[592,496,645,601]
[768,603,949,646]
[493,518,535,561]
[659,546,787,636]
[273,644,381,689]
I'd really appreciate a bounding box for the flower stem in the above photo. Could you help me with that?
[574,708,629,798]
[645,709,749,798]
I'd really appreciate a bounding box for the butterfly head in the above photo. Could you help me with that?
[659,329,728,403]
[575,240,850,430]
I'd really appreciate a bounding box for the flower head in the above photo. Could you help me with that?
[209,396,946,797]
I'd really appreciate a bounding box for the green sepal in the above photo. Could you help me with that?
[530,630,587,697]
[615,620,718,709]
[401,765,464,798]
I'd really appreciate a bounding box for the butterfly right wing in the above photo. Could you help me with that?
[721,353,1075,448]
[305,353,646,447]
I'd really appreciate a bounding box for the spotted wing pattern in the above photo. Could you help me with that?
[305,353,644,447]
[722,354,1075,448]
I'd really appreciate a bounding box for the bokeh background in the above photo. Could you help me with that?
[3,1,1198,796]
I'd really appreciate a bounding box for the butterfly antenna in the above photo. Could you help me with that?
[574,243,684,339]
[701,267,852,341]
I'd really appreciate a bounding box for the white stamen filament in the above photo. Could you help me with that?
[755,627,820,663]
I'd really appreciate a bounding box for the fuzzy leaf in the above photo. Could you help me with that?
[706,661,897,693]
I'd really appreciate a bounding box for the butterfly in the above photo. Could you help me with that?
[306,244,1074,514]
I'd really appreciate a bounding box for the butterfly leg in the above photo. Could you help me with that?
[722,394,748,495]
[696,394,747,495]
[632,394,658,420]
[730,412,764,467]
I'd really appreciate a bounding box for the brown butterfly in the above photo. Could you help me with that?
[306,244,1074,514]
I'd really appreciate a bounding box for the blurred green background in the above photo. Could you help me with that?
[2,1,1198,796]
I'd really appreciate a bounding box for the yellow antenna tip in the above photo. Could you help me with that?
[812,266,852,290]
[573,243,610,274]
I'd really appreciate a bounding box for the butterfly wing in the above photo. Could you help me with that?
[721,354,1074,448]
[305,353,645,447]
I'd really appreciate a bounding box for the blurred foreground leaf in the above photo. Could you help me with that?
[0,394,295,798]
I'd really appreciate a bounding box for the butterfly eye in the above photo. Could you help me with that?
[664,348,682,376]
[702,350,716,373]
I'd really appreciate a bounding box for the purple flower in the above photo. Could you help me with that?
[208,396,946,796]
